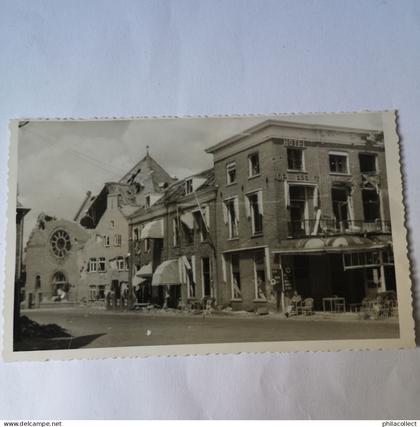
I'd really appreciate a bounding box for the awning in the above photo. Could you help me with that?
[152,259,181,286]
[180,211,194,229]
[273,235,387,255]
[140,219,164,239]
[133,275,147,289]
[136,262,153,278]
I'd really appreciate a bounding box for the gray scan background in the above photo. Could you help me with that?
[0,0,419,420]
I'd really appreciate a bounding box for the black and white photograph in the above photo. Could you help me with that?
[3,111,414,361]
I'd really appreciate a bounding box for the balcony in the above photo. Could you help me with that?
[287,219,391,238]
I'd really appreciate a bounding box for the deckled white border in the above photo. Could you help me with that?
[2,111,416,362]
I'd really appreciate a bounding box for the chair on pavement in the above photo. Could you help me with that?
[301,298,314,316]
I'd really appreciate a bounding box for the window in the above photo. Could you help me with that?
[202,257,212,297]
[289,185,309,236]
[114,234,122,247]
[145,195,151,209]
[254,252,266,300]
[185,178,193,194]
[144,238,150,252]
[329,152,349,174]
[287,148,304,171]
[98,257,106,272]
[343,251,381,270]
[331,187,353,231]
[382,249,394,265]
[230,254,241,299]
[224,198,239,238]
[248,152,260,177]
[172,218,179,247]
[110,220,115,229]
[35,275,41,290]
[116,257,125,271]
[184,256,196,298]
[98,285,105,300]
[50,229,71,258]
[89,285,97,301]
[226,162,237,184]
[359,153,377,174]
[88,258,97,273]
[366,268,381,289]
[193,210,208,242]
[362,189,381,222]
[133,227,139,241]
[181,222,194,244]
[104,235,110,247]
[246,191,263,235]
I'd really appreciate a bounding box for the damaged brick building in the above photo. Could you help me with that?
[130,120,396,313]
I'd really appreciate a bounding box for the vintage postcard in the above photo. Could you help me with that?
[2,111,415,361]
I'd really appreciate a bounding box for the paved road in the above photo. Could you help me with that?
[18,308,399,351]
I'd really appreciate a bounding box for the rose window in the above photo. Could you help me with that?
[50,229,72,258]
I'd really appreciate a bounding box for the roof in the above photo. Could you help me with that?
[119,153,176,192]
[205,119,383,154]
[75,153,175,224]
[154,168,215,206]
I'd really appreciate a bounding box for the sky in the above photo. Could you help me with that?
[17,112,383,244]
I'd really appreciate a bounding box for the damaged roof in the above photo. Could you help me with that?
[154,167,215,206]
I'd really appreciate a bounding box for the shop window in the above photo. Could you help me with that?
[231,254,241,299]
[226,162,237,184]
[88,258,97,273]
[254,252,266,300]
[359,153,377,174]
[287,148,304,171]
[185,178,193,194]
[116,257,125,271]
[248,152,260,177]
[98,257,106,272]
[172,218,180,247]
[224,198,239,238]
[246,191,263,235]
[35,275,41,290]
[114,234,122,247]
[329,152,349,174]
[343,251,381,270]
[366,268,381,289]
[362,189,381,222]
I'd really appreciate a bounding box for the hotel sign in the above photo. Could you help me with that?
[281,138,306,147]
[278,173,319,182]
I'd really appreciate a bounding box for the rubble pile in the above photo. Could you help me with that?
[20,316,72,338]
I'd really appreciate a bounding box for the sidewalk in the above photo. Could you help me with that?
[21,305,399,323]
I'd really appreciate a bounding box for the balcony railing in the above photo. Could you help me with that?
[287,219,391,238]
